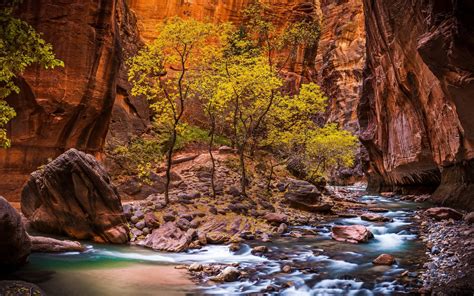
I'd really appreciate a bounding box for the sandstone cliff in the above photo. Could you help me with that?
[0,0,122,200]
[359,0,474,210]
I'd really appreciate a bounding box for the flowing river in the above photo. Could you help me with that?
[11,189,428,295]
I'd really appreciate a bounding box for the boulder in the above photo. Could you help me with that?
[212,267,240,282]
[251,245,269,254]
[142,222,196,252]
[30,236,85,253]
[0,197,31,268]
[264,213,288,224]
[144,212,160,228]
[21,149,129,244]
[331,225,374,244]
[424,207,463,221]
[361,213,392,222]
[284,179,332,212]
[372,254,396,265]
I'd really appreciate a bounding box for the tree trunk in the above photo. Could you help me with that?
[164,127,177,205]
[209,117,217,198]
[238,145,247,197]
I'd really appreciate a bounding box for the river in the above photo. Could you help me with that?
[12,189,428,295]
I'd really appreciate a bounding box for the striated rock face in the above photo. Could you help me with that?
[360,0,474,210]
[315,0,365,132]
[106,0,150,147]
[1,0,122,200]
[21,149,129,244]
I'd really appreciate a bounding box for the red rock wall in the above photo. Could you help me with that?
[315,0,365,132]
[0,0,122,200]
[360,0,474,210]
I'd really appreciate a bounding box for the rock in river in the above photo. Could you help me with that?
[331,225,374,244]
[0,196,31,268]
[372,254,396,265]
[284,179,332,212]
[30,236,85,253]
[21,149,129,244]
[361,213,392,222]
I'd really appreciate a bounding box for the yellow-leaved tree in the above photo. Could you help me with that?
[128,17,229,204]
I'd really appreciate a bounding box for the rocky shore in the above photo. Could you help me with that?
[419,208,474,294]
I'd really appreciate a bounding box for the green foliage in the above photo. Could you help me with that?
[0,6,63,148]
[175,124,230,150]
[111,138,164,182]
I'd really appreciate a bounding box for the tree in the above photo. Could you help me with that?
[0,3,63,148]
[265,83,358,185]
[128,17,228,204]
[215,56,283,196]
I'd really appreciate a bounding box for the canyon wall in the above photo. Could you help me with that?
[360,0,474,210]
[0,0,122,200]
[315,0,365,132]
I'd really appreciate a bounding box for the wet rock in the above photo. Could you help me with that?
[425,207,463,221]
[331,225,374,244]
[142,222,196,252]
[282,265,292,273]
[189,263,203,272]
[277,223,288,234]
[361,213,392,222]
[30,236,84,253]
[0,196,31,268]
[21,149,129,244]
[264,213,288,224]
[144,212,160,228]
[372,254,396,265]
[212,267,240,282]
[464,212,474,224]
[229,243,241,252]
[251,245,269,254]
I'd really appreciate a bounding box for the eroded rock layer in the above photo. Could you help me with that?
[1,0,122,200]
[360,0,474,210]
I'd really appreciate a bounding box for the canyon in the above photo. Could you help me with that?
[0,1,473,207]
[1,1,474,294]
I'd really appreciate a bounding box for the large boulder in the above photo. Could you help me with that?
[0,197,31,268]
[331,225,374,244]
[21,149,129,244]
[284,179,332,212]
[141,222,197,252]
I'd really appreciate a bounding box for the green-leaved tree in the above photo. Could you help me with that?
[0,3,63,148]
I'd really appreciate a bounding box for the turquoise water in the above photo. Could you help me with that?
[8,193,428,295]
